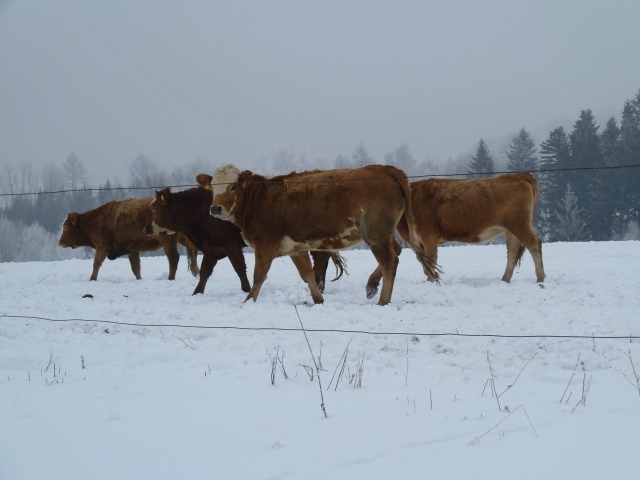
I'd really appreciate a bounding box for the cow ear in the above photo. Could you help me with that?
[68,212,79,226]
[238,171,253,188]
[196,173,213,190]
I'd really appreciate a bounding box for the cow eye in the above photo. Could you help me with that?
[230,185,236,192]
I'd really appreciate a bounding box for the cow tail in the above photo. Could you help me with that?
[329,252,348,282]
[393,172,442,284]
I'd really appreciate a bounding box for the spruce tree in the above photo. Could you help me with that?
[507,128,538,172]
[467,139,495,178]
[600,116,624,237]
[569,110,605,239]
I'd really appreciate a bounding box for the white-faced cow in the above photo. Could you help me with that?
[58,197,198,281]
[200,165,438,305]
[367,173,545,288]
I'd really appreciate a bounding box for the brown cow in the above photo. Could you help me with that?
[367,173,545,287]
[58,197,198,281]
[200,165,437,305]
[145,185,347,296]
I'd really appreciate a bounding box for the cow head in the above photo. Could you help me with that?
[204,165,245,222]
[146,189,177,236]
[58,212,92,248]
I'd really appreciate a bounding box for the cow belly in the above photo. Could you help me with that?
[276,229,361,256]
[437,226,505,245]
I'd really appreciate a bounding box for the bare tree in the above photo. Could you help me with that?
[334,154,351,169]
[128,154,166,192]
[61,153,87,190]
[352,143,374,168]
[40,163,63,192]
[0,164,18,207]
[385,144,416,174]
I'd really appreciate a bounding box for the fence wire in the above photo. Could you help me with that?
[2,314,638,341]
[1,163,639,198]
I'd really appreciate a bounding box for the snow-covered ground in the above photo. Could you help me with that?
[1,241,639,480]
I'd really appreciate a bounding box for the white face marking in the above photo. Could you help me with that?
[210,164,240,198]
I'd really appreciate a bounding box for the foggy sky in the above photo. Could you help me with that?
[1,0,640,183]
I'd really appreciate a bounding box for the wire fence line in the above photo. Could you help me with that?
[2,314,638,341]
[2,163,639,198]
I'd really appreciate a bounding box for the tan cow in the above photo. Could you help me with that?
[367,173,545,287]
[199,165,438,305]
[58,197,198,281]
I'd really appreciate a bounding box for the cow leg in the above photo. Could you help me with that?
[128,252,142,280]
[226,246,251,292]
[90,248,108,281]
[193,254,218,295]
[289,252,324,304]
[310,251,331,293]
[245,250,274,303]
[369,238,400,306]
[502,232,523,283]
[365,239,402,299]
[507,227,545,283]
[160,236,180,280]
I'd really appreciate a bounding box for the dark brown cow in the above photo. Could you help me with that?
[146,186,346,296]
[368,173,545,286]
[58,197,198,281]
[146,186,250,295]
[200,165,437,305]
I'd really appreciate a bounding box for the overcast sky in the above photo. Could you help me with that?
[1,0,639,182]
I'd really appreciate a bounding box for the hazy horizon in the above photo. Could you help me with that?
[2,1,639,182]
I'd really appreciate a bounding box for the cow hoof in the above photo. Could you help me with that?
[366,286,378,299]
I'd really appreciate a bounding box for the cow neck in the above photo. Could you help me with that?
[232,177,272,234]
[170,188,211,239]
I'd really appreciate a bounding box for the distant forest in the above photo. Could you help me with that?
[1,89,639,263]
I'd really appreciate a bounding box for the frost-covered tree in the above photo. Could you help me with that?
[61,153,87,190]
[384,144,416,174]
[128,154,166,196]
[352,143,374,168]
[334,154,351,169]
[467,139,495,178]
[554,184,588,241]
[538,127,571,240]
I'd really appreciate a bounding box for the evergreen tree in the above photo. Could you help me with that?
[538,127,570,241]
[555,184,588,241]
[467,139,495,178]
[507,128,538,172]
[569,110,607,239]
[619,90,640,229]
[600,116,624,237]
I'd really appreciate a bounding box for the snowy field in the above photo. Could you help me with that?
[1,241,640,480]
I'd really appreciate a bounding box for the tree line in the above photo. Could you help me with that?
[466,89,640,242]
[1,89,639,262]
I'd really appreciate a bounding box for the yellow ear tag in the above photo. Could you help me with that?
[241,181,247,189]
[160,194,165,204]
[205,184,212,191]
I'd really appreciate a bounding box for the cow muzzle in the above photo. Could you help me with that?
[210,205,222,216]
